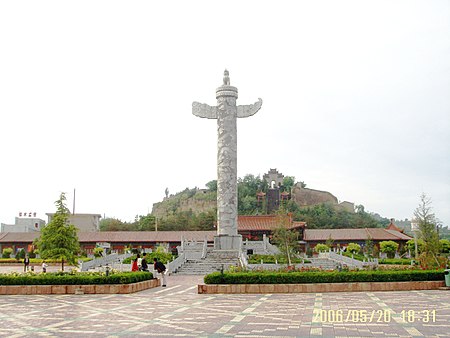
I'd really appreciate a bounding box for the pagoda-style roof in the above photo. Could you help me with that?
[386,219,404,233]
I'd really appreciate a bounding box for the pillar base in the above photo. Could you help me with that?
[214,234,242,251]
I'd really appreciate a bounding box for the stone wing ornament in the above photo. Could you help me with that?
[237,98,263,118]
[192,102,218,119]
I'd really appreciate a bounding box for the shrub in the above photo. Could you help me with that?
[2,248,13,259]
[407,239,425,256]
[347,243,361,255]
[93,247,104,258]
[123,252,173,264]
[16,249,26,260]
[0,271,153,285]
[314,244,329,253]
[342,252,366,261]
[440,239,450,254]
[204,270,444,285]
[380,241,399,259]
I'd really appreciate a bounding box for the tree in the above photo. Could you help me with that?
[205,180,217,192]
[99,218,128,231]
[414,193,440,267]
[379,241,399,259]
[93,247,104,258]
[325,236,334,248]
[406,239,425,257]
[364,238,374,257]
[439,239,450,253]
[272,209,298,265]
[282,176,295,192]
[347,243,361,255]
[314,244,329,253]
[2,248,12,258]
[34,193,80,271]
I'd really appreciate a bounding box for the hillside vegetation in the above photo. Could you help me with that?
[100,174,391,231]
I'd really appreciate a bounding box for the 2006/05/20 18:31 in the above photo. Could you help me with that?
[314,309,437,323]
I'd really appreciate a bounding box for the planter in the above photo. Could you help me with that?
[198,280,445,294]
[0,278,160,295]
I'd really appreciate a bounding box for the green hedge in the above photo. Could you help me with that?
[0,271,153,285]
[204,270,444,284]
[0,257,92,264]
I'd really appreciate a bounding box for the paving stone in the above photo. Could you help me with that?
[0,273,448,337]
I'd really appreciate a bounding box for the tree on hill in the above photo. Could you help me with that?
[205,180,217,192]
[34,193,80,271]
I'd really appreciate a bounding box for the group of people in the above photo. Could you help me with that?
[131,253,166,287]
[23,255,47,273]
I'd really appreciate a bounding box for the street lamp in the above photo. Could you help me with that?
[411,218,419,260]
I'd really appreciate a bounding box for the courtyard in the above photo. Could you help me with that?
[0,273,448,337]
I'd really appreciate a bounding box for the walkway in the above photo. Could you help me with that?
[0,273,448,337]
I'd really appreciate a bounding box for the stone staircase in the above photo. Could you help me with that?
[307,258,339,270]
[174,250,240,275]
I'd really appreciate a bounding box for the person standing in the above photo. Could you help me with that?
[131,257,139,272]
[42,261,48,273]
[137,254,142,271]
[24,255,30,272]
[141,253,149,272]
[153,258,167,287]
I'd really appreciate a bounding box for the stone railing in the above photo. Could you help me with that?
[320,251,378,268]
[238,250,248,268]
[167,253,186,274]
[201,239,208,259]
[80,253,133,271]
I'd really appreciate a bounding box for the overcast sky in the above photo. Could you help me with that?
[1,1,449,228]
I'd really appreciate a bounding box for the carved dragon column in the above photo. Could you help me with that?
[193,70,262,251]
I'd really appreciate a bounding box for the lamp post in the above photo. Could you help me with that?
[411,218,419,260]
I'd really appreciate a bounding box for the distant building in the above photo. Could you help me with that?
[303,226,412,251]
[46,213,101,232]
[0,213,45,233]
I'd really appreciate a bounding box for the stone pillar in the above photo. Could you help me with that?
[214,83,241,250]
[192,70,263,252]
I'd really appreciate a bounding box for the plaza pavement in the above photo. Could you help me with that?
[0,266,449,337]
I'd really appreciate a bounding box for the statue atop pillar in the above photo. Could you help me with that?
[193,70,263,250]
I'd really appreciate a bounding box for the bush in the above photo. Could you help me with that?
[93,247,104,258]
[380,241,399,259]
[2,248,13,258]
[440,239,450,253]
[314,244,329,253]
[123,252,173,264]
[204,270,444,285]
[16,249,26,260]
[342,252,366,261]
[0,271,153,285]
[347,243,361,255]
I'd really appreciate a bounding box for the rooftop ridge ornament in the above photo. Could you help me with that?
[192,70,263,250]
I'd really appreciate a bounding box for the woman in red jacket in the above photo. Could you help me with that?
[131,257,139,272]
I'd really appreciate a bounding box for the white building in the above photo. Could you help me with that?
[0,213,46,233]
[46,213,101,232]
